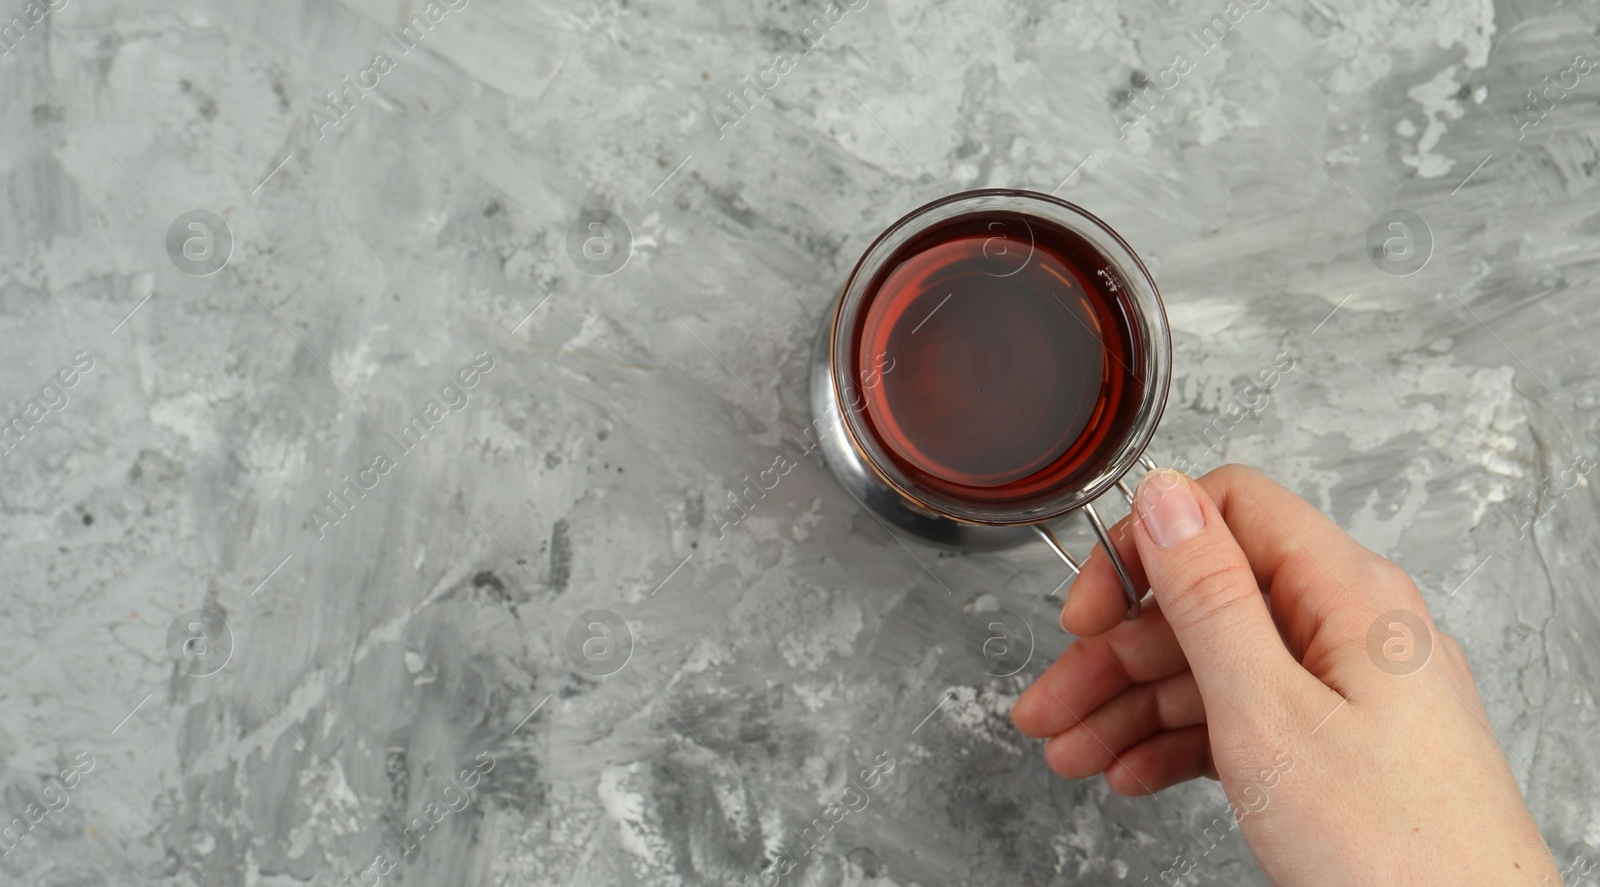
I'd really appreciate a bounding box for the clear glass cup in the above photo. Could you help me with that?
[809,189,1172,618]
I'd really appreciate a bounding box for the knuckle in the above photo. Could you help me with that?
[1437,632,1471,673]
[1359,557,1428,610]
[1160,556,1259,632]
[1438,632,1463,659]
[1364,557,1415,592]
[1208,462,1261,487]
[1210,728,1280,771]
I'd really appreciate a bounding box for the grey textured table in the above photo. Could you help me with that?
[3,0,1598,885]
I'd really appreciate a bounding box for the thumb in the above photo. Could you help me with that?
[1129,469,1306,721]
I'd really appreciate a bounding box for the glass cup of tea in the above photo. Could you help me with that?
[809,189,1172,619]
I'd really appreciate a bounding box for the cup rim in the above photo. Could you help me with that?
[828,188,1172,526]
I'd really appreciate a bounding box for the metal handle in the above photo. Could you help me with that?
[1031,524,1081,575]
[1084,502,1141,620]
[1033,458,1158,622]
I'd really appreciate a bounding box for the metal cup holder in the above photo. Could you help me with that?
[810,189,1171,622]
[1029,454,1161,620]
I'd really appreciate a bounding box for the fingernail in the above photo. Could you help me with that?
[1136,469,1204,549]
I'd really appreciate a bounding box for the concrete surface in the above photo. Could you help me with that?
[1,0,1598,884]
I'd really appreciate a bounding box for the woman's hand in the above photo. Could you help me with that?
[1011,465,1560,886]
